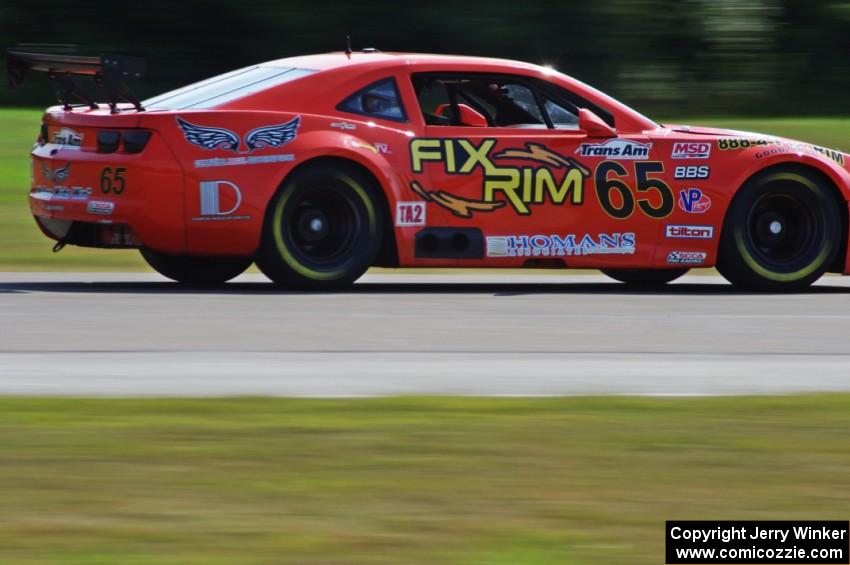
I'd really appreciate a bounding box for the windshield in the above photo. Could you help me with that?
[547,69,658,128]
[144,66,316,110]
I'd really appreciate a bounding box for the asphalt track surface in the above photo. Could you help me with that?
[2,271,850,396]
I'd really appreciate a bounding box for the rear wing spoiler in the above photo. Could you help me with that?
[6,46,147,113]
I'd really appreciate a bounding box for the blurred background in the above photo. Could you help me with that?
[3,0,850,117]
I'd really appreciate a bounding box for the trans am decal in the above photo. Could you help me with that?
[575,139,652,159]
[176,116,300,153]
[486,232,636,258]
[409,140,589,217]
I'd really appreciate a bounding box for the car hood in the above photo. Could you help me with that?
[661,124,849,169]
[662,124,774,137]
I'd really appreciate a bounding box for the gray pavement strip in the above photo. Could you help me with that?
[2,272,850,396]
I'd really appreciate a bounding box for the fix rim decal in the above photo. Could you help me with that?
[409,140,588,217]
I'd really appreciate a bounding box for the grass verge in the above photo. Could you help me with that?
[0,395,848,564]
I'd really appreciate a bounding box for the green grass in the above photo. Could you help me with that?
[0,395,848,564]
[0,109,145,270]
[3,108,850,271]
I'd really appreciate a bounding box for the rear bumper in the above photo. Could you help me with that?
[29,130,186,253]
[30,186,143,247]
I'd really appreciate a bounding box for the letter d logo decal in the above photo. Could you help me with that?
[194,181,250,222]
[199,180,242,216]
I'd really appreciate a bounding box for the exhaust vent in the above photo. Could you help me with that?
[414,228,484,259]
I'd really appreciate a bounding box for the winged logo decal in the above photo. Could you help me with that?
[176,116,300,154]
[176,118,241,152]
[42,162,71,182]
[245,117,300,151]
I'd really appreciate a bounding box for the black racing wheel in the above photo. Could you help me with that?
[140,249,251,284]
[255,162,384,289]
[717,165,841,291]
[602,268,688,286]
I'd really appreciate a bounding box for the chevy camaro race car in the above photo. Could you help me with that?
[9,48,850,290]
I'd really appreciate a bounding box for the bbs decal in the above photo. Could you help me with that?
[674,166,710,180]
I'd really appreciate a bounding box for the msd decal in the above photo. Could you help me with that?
[575,139,651,159]
[678,188,712,214]
[671,142,711,159]
[665,225,714,239]
[395,202,425,226]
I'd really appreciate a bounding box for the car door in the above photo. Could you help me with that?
[408,72,670,267]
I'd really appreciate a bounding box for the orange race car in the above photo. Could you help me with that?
[9,47,850,290]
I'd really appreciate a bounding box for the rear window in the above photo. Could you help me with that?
[337,78,407,122]
[144,66,316,110]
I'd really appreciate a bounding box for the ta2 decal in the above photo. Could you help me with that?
[395,202,426,226]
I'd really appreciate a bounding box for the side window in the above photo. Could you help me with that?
[413,77,454,125]
[412,73,549,128]
[543,98,579,129]
[500,84,544,126]
[337,77,407,122]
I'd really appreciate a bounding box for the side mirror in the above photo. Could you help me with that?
[435,103,489,127]
[578,108,617,138]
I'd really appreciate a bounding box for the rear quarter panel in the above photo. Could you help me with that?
[145,110,417,256]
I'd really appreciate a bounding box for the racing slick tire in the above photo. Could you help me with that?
[717,165,842,291]
[256,162,383,290]
[140,249,252,284]
[602,268,688,286]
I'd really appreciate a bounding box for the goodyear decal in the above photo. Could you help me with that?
[718,137,846,165]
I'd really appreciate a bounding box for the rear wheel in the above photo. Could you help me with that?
[717,166,841,291]
[140,249,251,284]
[255,162,383,290]
[602,268,688,286]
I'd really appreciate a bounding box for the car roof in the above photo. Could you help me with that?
[261,51,542,73]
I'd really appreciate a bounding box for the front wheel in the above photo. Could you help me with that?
[717,166,841,291]
[140,249,251,284]
[255,163,383,290]
[602,268,688,286]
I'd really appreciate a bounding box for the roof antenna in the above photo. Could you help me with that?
[345,35,352,58]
